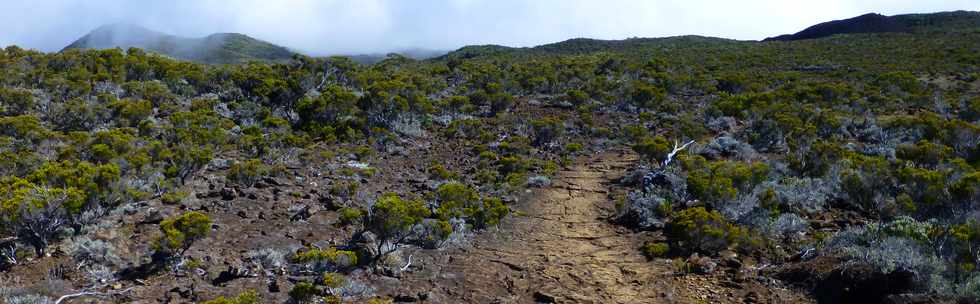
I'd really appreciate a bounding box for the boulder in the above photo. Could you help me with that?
[686,253,717,274]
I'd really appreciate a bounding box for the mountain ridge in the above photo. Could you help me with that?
[765,10,980,41]
[63,23,296,64]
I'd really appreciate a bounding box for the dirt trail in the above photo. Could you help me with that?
[393,150,810,303]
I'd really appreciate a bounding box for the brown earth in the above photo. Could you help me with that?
[379,149,813,303]
[0,145,814,303]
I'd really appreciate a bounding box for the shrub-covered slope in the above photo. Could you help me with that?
[765,10,980,41]
[64,24,295,64]
[0,11,979,303]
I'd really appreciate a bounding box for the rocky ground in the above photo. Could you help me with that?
[0,147,814,304]
[373,149,811,303]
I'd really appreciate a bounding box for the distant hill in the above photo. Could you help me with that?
[346,48,448,65]
[63,24,295,64]
[439,36,740,60]
[765,10,980,41]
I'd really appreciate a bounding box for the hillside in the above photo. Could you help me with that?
[765,10,980,41]
[1,10,979,304]
[63,24,295,64]
[346,49,448,65]
[439,36,741,61]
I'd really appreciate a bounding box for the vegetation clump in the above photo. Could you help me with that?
[156,211,212,256]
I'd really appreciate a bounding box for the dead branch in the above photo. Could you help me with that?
[55,287,134,304]
[661,139,696,169]
[400,253,414,272]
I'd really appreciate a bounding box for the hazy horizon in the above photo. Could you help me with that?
[1,0,977,56]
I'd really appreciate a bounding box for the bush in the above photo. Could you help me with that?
[630,80,666,109]
[322,272,346,289]
[699,136,756,161]
[245,248,286,270]
[526,175,552,188]
[743,212,808,241]
[633,135,671,164]
[202,290,260,304]
[565,142,584,154]
[896,140,951,166]
[296,84,359,140]
[329,180,359,198]
[65,236,121,267]
[407,219,452,249]
[156,211,212,256]
[498,156,528,176]
[564,89,589,106]
[427,164,456,180]
[434,182,480,219]
[616,191,670,230]
[338,207,363,226]
[469,197,509,229]
[0,179,81,256]
[227,159,270,187]
[821,225,946,291]
[958,273,980,299]
[641,242,670,258]
[289,282,319,303]
[530,117,563,146]
[667,207,753,254]
[364,193,429,259]
[0,87,35,116]
[684,158,769,205]
[160,191,188,205]
[293,247,358,270]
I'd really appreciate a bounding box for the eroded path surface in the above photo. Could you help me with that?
[391,150,810,303]
[448,150,660,303]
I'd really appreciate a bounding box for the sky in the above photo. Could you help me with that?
[0,0,977,56]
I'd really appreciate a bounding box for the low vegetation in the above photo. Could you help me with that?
[1,10,979,303]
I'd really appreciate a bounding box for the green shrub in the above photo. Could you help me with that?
[322,272,346,288]
[951,171,979,203]
[288,282,319,303]
[667,207,753,254]
[201,290,260,304]
[161,191,188,205]
[530,117,563,146]
[365,193,430,259]
[641,242,670,258]
[630,80,666,109]
[330,180,359,198]
[633,135,671,164]
[296,84,359,139]
[564,89,589,105]
[896,140,952,166]
[338,207,363,226]
[435,182,480,219]
[565,142,584,154]
[469,197,509,229]
[0,87,35,116]
[428,163,456,180]
[227,159,270,187]
[108,98,153,127]
[498,156,528,175]
[683,158,768,204]
[293,247,358,269]
[157,211,212,256]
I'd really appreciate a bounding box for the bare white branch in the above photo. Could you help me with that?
[55,288,133,304]
[400,253,414,272]
[661,140,696,169]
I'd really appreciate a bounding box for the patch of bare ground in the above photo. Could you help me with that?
[381,149,812,303]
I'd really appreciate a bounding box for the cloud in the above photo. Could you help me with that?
[0,0,977,55]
